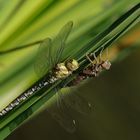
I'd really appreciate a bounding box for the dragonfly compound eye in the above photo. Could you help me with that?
[55,63,70,78]
[101,60,111,70]
[66,59,79,71]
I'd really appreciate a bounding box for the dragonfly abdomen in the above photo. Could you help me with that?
[0,76,58,117]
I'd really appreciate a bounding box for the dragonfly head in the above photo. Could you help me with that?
[66,59,79,71]
[101,60,111,70]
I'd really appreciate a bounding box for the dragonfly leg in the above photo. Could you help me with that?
[99,47,105,63]
[86,53,94,64]
[89,50,99,64]
[106,47,109,60]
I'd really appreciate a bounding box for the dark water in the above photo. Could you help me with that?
[7,48,140,140]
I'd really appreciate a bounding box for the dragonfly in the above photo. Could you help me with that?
[0,21,92,133]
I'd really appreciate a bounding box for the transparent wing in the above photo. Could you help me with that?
[34,38,53,77]
[47,85,92,133]
[51,21,73,65]
[62,87,92,115]
[34,21,73,77]
[47,103,76,133]
[47,88,76,133]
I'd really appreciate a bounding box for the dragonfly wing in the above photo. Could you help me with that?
[47,97,76,133]
[34,21,73,77]
[51,21,73,65]
[34,38,53,77]
[62,87,92,115]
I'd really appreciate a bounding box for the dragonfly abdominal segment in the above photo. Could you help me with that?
[0,76,57,117]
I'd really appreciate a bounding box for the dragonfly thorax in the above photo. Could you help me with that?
[54,63,70,79]
[65,59,79,71]
[54,59,79,79]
